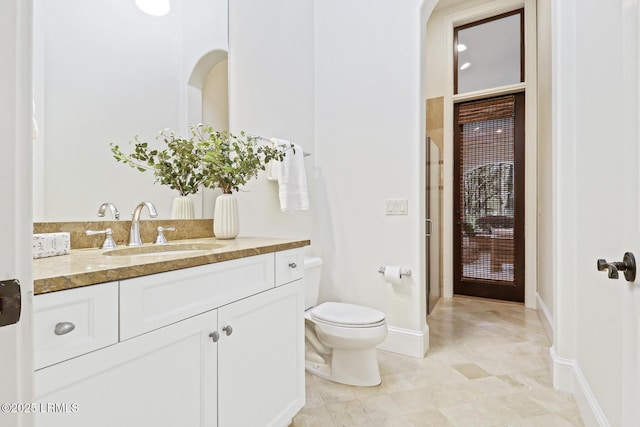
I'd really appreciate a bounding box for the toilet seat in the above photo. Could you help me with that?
[310,302,386,328]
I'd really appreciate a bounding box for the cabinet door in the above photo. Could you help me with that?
[218,281,304,427]
[35,309,218,427]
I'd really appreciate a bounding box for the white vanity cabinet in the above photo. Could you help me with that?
[218,282,304,427]
[35,308,219,427]
[34,250,305,427]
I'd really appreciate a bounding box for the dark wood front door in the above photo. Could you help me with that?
[453,93,525,302]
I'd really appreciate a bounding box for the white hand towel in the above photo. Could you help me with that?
[266,138,284,181]
[275,141,309,212]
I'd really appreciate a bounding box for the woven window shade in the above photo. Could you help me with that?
[458,96,515,124]
[458,95,516,283]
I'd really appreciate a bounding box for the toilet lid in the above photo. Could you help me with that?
[311,302,385,326]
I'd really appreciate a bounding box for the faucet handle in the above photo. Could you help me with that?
[155,226,176,244]
[86,228,117,249]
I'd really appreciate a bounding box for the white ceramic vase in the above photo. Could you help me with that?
[213,193,239,239]
[172,196,195,219]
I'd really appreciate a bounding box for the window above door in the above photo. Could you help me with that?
[454,9,524,95]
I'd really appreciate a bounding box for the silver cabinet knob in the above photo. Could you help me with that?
[209,331,220,342]
[288,262,297,269]
[54,322,76,336]
[222,325,233,336]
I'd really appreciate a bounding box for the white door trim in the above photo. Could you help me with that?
[0,1,35,426]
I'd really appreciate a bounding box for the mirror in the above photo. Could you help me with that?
[33,0,229,222]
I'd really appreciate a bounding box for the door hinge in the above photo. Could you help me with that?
[0,279,21,327]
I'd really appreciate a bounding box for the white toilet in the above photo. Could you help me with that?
[304,257,388,386]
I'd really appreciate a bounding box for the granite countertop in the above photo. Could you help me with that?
[33,237,310,295]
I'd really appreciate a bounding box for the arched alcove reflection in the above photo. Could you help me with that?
[187,49,229,217]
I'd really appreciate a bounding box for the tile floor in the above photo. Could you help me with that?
[291,296,584,427]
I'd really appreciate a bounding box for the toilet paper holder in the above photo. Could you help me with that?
[378,266,412,277]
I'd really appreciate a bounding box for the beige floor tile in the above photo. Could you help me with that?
[438,397,524,426]
[406,409,456,427]
[294,296,584,427]
[420,380,487,408]
[368,414,415,427]
[312,377,359,404]
[389,388,438,414]
[452,363,492,379]
[325,400,371,427]
[404,365,469,388]
[525,387,579,412]
[556,407,586,426]
[471,376,517,396]
[304,387,325,409]
[360,394,404,421]
[290,406,336,427]
[497,392,549,418]
[506,412,578,426]
[378,373,417,394]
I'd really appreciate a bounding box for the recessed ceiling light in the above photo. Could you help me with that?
[457,44,467,52]
[496,129,503,133]
[135,0,171,16]
[460,62,471,70]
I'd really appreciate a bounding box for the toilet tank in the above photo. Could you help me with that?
[303,256,323,310]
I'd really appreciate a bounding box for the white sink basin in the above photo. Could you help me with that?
[102,243,223,257]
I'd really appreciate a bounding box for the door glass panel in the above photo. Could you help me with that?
[455,10,523,94]
[458,96,516,284]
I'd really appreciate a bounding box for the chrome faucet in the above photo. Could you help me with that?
[97,202,120,220]
[129,201,158,246]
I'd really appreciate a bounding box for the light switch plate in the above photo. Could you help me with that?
[386,199,408,215]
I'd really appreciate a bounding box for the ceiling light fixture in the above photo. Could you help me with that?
[135,0,171,16]
[460,62,471,70]
[496,129,503,133]
[457,44,467,52]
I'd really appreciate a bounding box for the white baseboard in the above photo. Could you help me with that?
[572,363,610,427]
[549,346,609,426]
[549,345,574,392]
[377,324,429,359]
[536,293,554,344]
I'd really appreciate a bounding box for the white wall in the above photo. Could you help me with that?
[229,0,432,356]
[314,0,429,356]
[33,0,228,221]
[228,0,314,240]
[536,0,554,335]
[203,60,229,133]
[425,0,489,99]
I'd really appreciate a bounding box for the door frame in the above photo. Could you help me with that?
[452,92,526,302]
[440,0,538,308]
[0,1,34,426]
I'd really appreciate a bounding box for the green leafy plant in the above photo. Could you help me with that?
[111,129,206,196]
[110,124,292,196]
[197,124,292,194]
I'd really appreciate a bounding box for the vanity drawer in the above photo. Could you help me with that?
[34,282,119,370]
[119,253,275,340]
[275,248,304,286]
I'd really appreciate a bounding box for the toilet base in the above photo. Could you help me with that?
[305,347,382,387]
